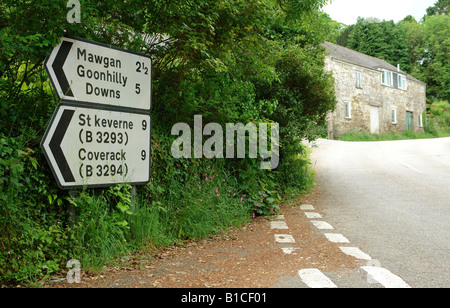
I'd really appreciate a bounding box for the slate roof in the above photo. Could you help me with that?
[322,41,423,83]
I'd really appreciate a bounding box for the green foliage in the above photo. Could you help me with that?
[69,187,132,272]
[0,0,337,285]
[426,100,450,135]
[337,3,449,101]
[415,15,450,101]
[0,133,68,284]
[425,0,449,17]
[345,18,411,73]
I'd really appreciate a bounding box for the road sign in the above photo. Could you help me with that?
[41,104,151,189]
[45,37,152,112]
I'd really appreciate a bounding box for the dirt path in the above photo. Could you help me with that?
[48,189,358,288]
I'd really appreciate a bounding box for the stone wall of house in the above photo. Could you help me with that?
[325,57,427,139]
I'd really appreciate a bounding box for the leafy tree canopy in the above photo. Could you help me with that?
[335,0,449,101]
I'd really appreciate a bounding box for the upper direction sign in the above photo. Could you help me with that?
[45,37,152,111]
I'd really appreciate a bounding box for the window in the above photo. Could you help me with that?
[345,101,352,119]
[398,75,407,90]
[355,71,362,88]
[381,70,393,86]
[391,109,397,124]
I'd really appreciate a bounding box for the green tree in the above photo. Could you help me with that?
[1,0,337,284]
[346,17,411,73]
[418,15,450,101]
[398,16,424,77]
[426,0,449,16]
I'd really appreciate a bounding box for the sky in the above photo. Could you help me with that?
[322,0,438,25]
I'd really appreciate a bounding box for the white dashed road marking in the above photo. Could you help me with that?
[274,234,296,244]
[324,233,350,243]
[304,212,322,219]
[281,247,300,255]
[270,221,289,230]
[298,269,337,288]
[361,266,411,288]
[311,220,334,230]
[276,205,412,288]
[339,247,372,260]
[300,204,315,211]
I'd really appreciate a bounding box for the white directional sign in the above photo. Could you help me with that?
[41,104,151,189]
[45,37,152,111]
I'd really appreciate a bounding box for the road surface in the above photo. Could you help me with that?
[309,137,450,288]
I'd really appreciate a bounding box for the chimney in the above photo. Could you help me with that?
[397,64,400,72]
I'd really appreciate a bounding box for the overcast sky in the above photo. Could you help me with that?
[322,0,438,25]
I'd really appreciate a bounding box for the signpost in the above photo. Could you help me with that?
[42,37,152,190]
[45,37,152,112]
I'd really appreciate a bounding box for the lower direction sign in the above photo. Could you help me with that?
[41,104,151,189]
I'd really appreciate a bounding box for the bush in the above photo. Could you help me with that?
[427,100,450,133]
[1,0,335,285]
[0,133,68,284]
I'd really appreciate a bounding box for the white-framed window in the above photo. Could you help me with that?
[391,109,397,124]
[381,70,393,86]
[345,101,352,119]
[398,74,407,90]
[355,71,362,88]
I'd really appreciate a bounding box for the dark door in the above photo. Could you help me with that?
[406,111,413,131]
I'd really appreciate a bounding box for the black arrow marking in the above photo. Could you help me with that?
[49,109,76,183]
[52,40,74,97]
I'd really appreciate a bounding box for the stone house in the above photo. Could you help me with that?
[322,42,427,139]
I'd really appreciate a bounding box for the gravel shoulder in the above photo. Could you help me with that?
[48,189,358,288]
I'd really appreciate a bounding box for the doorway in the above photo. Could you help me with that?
[370,106,380,134]
[406,111,413,131]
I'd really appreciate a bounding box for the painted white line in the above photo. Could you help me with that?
[304,212,322,219]
[281,247,299,255]
[298,269,337,288]
[274,234,296,243]
[270,221,289,230]
[325,233,350,243]
[339,247,371,260]
[300,204,315,211]
[397,158,423,174]
[311,221,334,230]
[361,266,411,288]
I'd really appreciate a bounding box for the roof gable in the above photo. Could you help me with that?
[322,42,423,83]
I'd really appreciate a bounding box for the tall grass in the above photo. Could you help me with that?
[131,163,250,246]
[339,130,450,142]
[70,190,130,273]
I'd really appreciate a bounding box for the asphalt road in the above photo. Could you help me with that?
[309,137,450,288]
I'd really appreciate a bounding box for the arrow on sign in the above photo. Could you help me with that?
[51,41,74,97]
[48,108,76,183]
